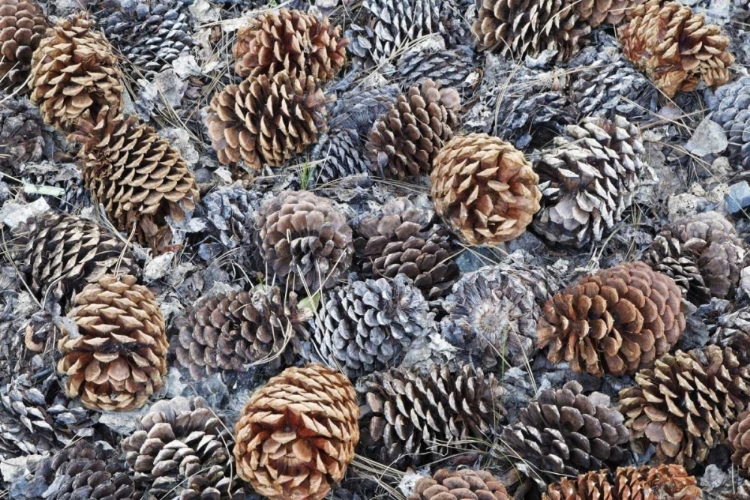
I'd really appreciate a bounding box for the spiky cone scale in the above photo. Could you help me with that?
[0,0,47,92]
[430,133,541,246]
[411,469,511,500]
[233,363,359,500]
[232,8,348,81]
[619,345,750,469]
[205,71,328,172]
[368,79,460,180]
[729,411,750,474]
[256,190,353,292]
[360,365,504,467]
[57,274,168,412]
[537,261,685,377]
[618,1,734,98]
[29,13,123,136]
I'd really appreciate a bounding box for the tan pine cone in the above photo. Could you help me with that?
[729,411,750,474]
[233,363,359,500]
[619,345,750,469]
[431,133,541,246]
[578,0,645,26]
[0,0,47,91]
[411,469,511,500]
[368,79,460,180]
[57,274,168,411]
[232,8,347,81]
[619,1,734,97]
[205,71,327,173]
[29,13,123,135]
[537,261,685,377]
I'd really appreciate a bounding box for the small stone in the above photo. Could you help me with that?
[143,252,175,281]
[726,181,750,214]
[685,118,728,156]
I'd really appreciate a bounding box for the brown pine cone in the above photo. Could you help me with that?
[430,133,541,246]
[234,363,359,500]
[619,1,734,97]
[205,71,327,172]
[411,469,511,500]
[729,410,750,474]
[57,274,168,411]
[0,0,47,92]
[619,345,750,469]
[29,13,123,135]
[578,0,646,26]
[537,261,685,377]
[367,79,460,180]
[256,190,353,292]
[232,9,347,81]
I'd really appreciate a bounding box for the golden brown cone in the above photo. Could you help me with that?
[729,411,750,474]
[0,0,47,91]
[430,133,541,246]
[411,469,511,500]
[233,363,359,500]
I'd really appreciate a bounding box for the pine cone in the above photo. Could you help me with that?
[430,133,541,246]
[361,365,504,467]
[397,43,477,93]
[310,274,433,378]
[57,274,168,411]
[75,110,199,250]
[729,410,750,474]
[618,345,750,469]
[711,307,750,360]
[411,469,511,500]
[18,212,139,305]
[0,0,47,91]
[726,482,750,500]
[329,84,398,134]
[201,184,258,249]
[310,128,369,185]
[368,79,460,180]
[29,13,123,135]
[619,1,734,98]
[122,396,243,499]
[713,76,750,171]
[532,116,647,248]
[501,381,630,486]
[173,286,309,380]
[354,197,459,300]
[232,9,347,81]
[234,363,359,500]
[538,261,685,377]
[543,465,702,500]
[205,71,327,171]
[644,231,709,304]
[0,97,52,172]
[256,190,353,292]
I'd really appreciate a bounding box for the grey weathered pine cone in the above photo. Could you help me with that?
[711,307,750,360]
[713,76,750,174]
[644,231,711,304]
[122,396,243,499]
[396,43,478,93]
[329,84,399,134]
[501,381,631,488]
[310,128,370,186]
[360,364,504,466]
[309,274,433,378]
[725,481,750,499]
[0,98,53,172]
[532,115,646,248]
[256,190,353,292]
[200,184,257,250]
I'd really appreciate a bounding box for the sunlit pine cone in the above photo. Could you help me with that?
[619,1,734,98]
[537,261,685,377]
[411,469,511,500]
[0,0,47,92]
[234,363,359,500]
[57,274,168,411]
[729,410,750,475]
[619,345,750,469]
[430,133,541,246]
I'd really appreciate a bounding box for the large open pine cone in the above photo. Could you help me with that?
[0,0,47,91]
[232,8,347,81]
[367,79,460,180]
[619,1,734,98]
[729,410,750,475]
[533,116,647,248]
[538,261,685,377]
[502,381,631,486]
[29,13,123,135]
[360,365,503,467]
[257,190,353,292]
[57,274,168,411]
[411,469,511,500]
[619,345,750,469]
[431,133,541,246]
[234,363,359,500]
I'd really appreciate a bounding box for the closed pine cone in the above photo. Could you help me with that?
[232,8,347,81]
[234,363,359,500]
[256,190,353,292]
[619,345,750,469]
[430,133,541,246]
[619,1,734,98]
[57,274,168,411]
[537,261,685,377]
[411,469,510,500]
[0,0,47,91]
[368,79,460,180]
[29,13,123,136]
[729,411,750,475]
